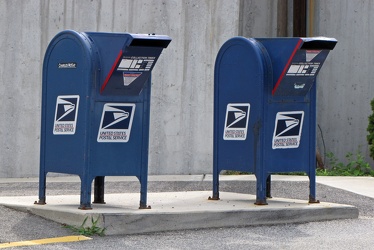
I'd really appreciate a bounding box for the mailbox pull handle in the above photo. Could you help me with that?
[130,38,171,48]
[300,40,337,50]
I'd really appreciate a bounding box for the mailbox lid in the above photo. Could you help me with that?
[256,37,337,96]
[86,32,171,97]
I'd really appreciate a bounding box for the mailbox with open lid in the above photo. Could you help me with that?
[211,37,337,204]
[37,30,171,209]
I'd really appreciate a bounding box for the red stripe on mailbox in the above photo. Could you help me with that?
[100,50,123,93]
[271,39,303,95]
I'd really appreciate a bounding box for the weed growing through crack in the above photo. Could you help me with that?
[63,216,106,236]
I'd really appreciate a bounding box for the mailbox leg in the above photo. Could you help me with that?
[255,155,267,205]
[308,83,319,204]
[79,176,93,210]
[35,173,47,205]
[255,177,268,205]
[209,168,220,200]
[93,176,106,204]
[138,79,151,210]
[253,121,267,205]
[266,175,272,198]
[36,139,47,205]
[209,124,220,200]
[254,154,267,204]
[139,175,151,209]
[308,171,319,203]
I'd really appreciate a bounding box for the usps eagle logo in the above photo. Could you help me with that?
[272,111,304,149]
[97,103,135,142]
[223,103,250,140]
[53,95,80,135]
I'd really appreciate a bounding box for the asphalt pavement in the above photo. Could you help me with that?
[0,175,373,249]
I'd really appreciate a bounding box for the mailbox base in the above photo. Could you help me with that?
[309,196,320,204]
[34,199,46,205]
[78,205,93,210]
[208,195,220,201]
[254,199,268,205]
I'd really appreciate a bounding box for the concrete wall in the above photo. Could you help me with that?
[312,0,374,164]
[0,0,281,177]
[3,0,365,178]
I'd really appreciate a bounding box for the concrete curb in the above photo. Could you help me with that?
[0,191,359,235]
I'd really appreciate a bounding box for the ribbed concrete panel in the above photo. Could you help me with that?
[313,0,374,165]
[0,0,282,177]
[0,0,238,177]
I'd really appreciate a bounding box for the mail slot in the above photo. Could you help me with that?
[37,30,171,209]
[211,37,337,204]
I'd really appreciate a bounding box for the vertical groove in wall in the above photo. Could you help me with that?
[128,1,134,32]
[71,0,75,28]
[277,0,288,37]
[39,0,49,62]
[307,0,315,36]
[238,0,245,36]
[63,0,67,29]
[181,1,191,173]
[96,0,102,31]
[293,0,307,37]
[111,0,115,31]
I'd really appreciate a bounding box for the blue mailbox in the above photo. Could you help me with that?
[211,37,337,205]
[36,30,171,209]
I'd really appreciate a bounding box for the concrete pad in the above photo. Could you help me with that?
[0,191,358,235]
[316,176,374,199]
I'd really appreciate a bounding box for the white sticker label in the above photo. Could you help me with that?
[286,63,320,76]
[306,50,321,62]
[223,103,250,140]
[53,95,80,135]
[123,72,141,86]
[272,111,304,149]
[117,56,155,71]
[97,103,135,143]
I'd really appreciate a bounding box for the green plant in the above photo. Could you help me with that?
[63,216,106,236]
[320,150,374,176]
[223,170,250,175]
[367,99,374,159]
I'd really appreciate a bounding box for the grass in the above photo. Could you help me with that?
[63,216,106,237]
[223,150,374,177]
[317,151,374,176]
